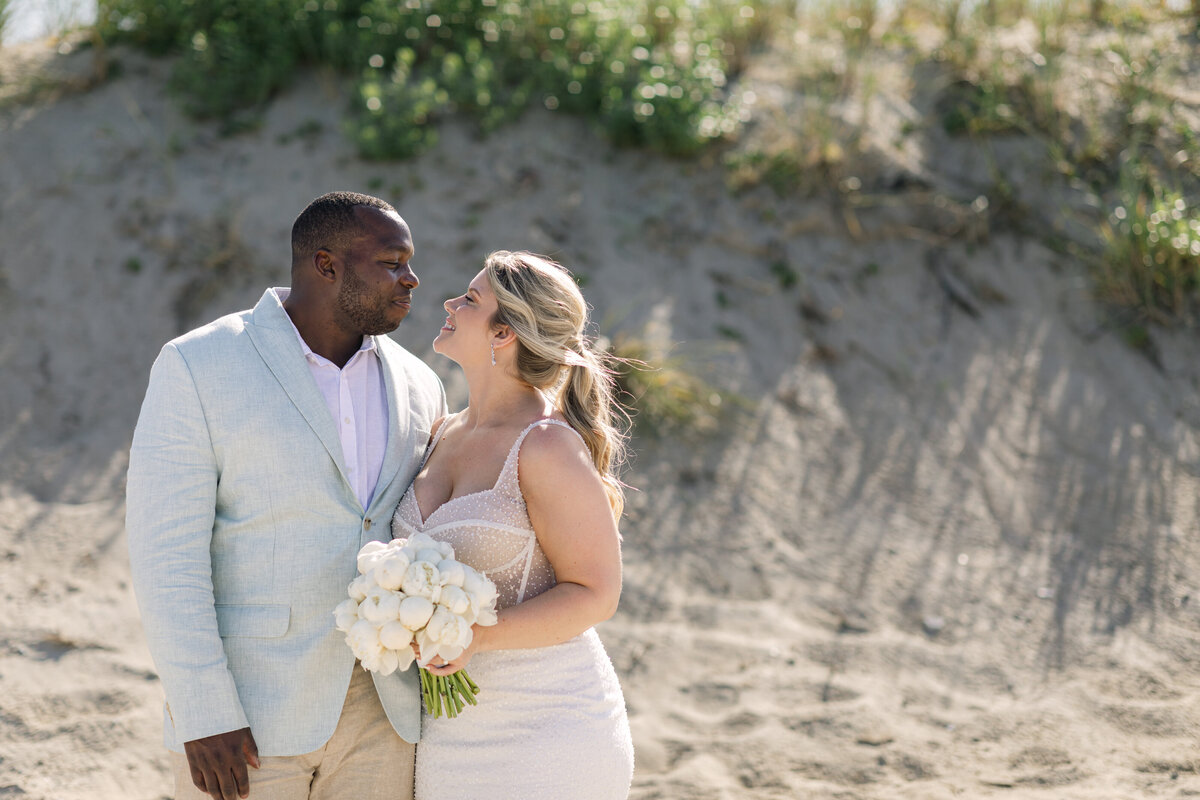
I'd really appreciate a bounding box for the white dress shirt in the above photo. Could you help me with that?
[271,288,388,510]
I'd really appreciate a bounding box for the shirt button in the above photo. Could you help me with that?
[344,417,351,424]
[363,518,372,531]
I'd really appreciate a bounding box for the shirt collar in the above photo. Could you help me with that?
[270,287,377,366]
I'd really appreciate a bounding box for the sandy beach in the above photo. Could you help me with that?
[2,15,1199,799]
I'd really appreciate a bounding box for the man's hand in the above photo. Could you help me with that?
[183,727,260,800]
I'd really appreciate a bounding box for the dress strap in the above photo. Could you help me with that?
[419,413,457,469]
[494,418,585,499]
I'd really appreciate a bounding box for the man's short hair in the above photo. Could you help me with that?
[291,191,396,264]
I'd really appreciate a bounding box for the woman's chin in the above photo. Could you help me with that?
[431,338,461,364]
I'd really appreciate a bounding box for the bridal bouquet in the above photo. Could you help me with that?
[333,533,499,718]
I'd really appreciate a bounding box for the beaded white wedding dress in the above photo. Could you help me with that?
[392,418,634,800]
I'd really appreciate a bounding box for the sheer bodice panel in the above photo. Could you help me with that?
[391,418,569,610]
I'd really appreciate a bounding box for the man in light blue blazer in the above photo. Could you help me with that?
[127,192,445,800]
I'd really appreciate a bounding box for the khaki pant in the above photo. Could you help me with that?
[173,665,415,800]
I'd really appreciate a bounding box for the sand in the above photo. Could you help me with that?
[1,26,1199,800]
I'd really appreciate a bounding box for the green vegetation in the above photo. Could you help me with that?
[604,330,731,435]
[907,3,1197,322]
[1098,168,1200,321]
[726,148,810,196]
[0,0,12,46]
[96,0,782,158]
[753,1,1199,325]
[769,259,798,289]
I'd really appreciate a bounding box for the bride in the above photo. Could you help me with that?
[391,250,634,799]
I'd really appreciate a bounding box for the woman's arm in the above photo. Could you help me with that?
[426,422,622,673]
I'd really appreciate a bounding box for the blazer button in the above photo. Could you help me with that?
[363,518,372,531]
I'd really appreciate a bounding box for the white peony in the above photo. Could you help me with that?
[462,569,500,626]
[429,606,473,647]
[356,540,389,575]
[415,548,444,566]
[401,560,441,601]
[379,620,414,650]
[360,646,401,676]
[374,551,412,591]
[333,598,361,632]
[346,619,383,660]
[438,584,472,618]
[393,643,416,672]
[417,607,473,663]
[359,586,402,624]
[461,568,489,598]
[347,574,372,602]
[397,595,435,631]
[475,603,498,627]
[402,532,438,553]
[437,558,467,588]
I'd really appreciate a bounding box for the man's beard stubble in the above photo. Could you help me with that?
[336,264,401,337]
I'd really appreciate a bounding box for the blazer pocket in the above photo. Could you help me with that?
[214,603,291,638]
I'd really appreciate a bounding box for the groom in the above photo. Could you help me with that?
[127,192,445,800]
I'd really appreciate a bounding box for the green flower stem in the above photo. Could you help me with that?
[420,669,433,711]
[438,676,451,718]
[453,673,478,705]
[419,666,482,718]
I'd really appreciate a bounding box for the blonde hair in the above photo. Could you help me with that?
[484,251,628,518]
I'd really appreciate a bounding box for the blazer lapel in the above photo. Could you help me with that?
[245,290,354,494]
[370,338,413,511]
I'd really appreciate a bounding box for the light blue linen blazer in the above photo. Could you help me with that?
[126,288,446,755]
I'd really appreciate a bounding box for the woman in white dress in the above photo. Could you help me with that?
[391,250,634,799]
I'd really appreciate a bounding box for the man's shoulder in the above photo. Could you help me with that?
[167,308,254,353]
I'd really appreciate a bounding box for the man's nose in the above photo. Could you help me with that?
[398,264,419,289]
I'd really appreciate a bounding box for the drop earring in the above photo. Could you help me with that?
[491,343,496,367]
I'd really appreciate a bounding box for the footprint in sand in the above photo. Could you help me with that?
[679,681,740,711]
[11,688,141,754]
[2,631,109,662]
[1007,745,1083,787]
[1096,702,1192,738]
[1093,669,1183,702]
[719,710,762,735]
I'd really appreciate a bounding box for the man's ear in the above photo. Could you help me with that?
[313,249,337,282]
